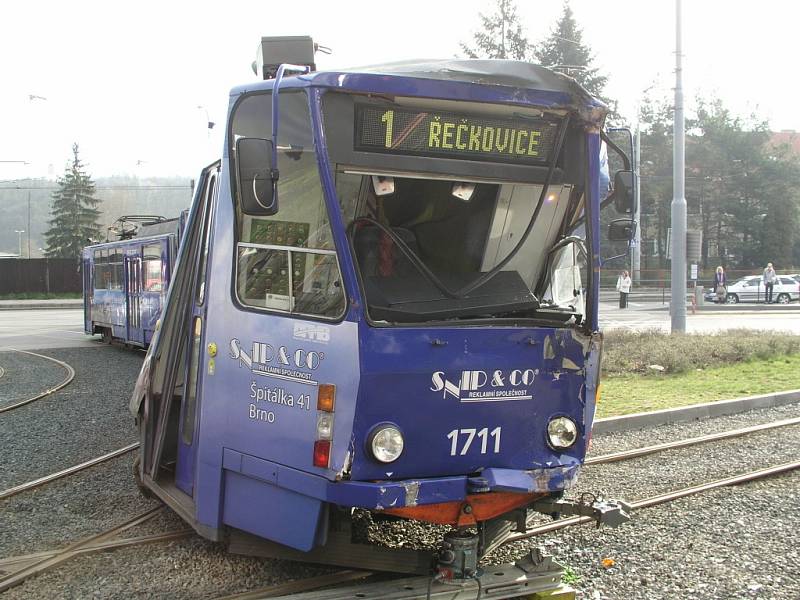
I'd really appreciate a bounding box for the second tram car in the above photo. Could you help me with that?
[83,214,187,346]
[131,37,634,581]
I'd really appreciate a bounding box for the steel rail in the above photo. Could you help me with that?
[501,460,800,545]
[0,529,192,574]
[0,442,140,501]
[586,415,800,465]
[217,461,800,598]
[0,506,164,593]
[0,413,796,592]
[217,570,373,600]
[0,348,76,413]
[0,457,795,596]
[6,415,798,505]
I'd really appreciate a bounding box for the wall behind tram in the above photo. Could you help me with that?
[0,258,81,295]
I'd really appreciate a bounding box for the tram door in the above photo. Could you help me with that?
[175,166,218,495]
[125,253,144,344]
[82,256,92,334]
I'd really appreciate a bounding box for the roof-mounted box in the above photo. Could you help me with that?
[253,36,316,80]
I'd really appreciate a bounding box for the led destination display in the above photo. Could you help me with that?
[355,105,559,165]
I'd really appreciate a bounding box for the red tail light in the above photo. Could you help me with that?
[313,440,331,468]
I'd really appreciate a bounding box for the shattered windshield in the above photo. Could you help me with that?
[335,172,579,323]
[322,92,587,325]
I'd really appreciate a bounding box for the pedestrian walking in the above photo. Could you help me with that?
[763,262,778,303]
[616,270,632,308]
[713,265,727,304]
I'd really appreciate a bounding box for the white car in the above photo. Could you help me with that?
[724,275,800,304]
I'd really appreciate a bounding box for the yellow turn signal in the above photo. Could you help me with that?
[317,384,336,412]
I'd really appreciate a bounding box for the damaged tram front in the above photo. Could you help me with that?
[131,52,632,572]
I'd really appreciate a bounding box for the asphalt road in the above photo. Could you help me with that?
[600,300,800,333]
[0,301,798,352]
[0,309,99,350]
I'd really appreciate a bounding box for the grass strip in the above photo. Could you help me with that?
[598,353,800,418]
[0,292,81,300]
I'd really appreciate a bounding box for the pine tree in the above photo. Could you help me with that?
[535,2,608,99]
[44,144,101,258]
[460,0,531,61]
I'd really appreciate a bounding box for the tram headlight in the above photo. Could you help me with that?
[369,425,404,463]
[547,417,578,450]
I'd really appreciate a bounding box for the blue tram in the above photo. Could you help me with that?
[131,38,633,578]
[83,215,187,347]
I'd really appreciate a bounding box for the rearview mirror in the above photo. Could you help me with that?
[236,138,277,215]
[609,170,634,214]
[608,218,637,242]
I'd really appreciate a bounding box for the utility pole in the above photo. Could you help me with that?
[632,128,641,283]
[671,0,687,332]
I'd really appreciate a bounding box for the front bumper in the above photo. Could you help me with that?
[223,448,581,510]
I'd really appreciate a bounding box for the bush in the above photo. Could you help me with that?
[602,329,800,375]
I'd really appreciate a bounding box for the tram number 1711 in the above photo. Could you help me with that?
[447,427,502,456]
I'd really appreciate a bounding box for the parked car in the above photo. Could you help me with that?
[715,275,800,304]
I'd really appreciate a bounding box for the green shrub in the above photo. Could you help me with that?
[602,329,800,375]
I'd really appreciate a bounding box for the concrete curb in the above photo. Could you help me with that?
[593,389,800,435]
[0,300,83,310]
[651,304,800,313]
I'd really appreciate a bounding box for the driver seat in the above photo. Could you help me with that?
[353,226,420,278]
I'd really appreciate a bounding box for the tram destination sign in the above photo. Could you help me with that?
[354,105,559,165]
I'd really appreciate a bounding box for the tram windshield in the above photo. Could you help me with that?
[323,93,588,324]
[335,172,585,323]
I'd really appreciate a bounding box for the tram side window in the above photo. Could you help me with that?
[143,244,163,292]
[94,250,108,290]
[232,91,345,319]
[108,249,124,291]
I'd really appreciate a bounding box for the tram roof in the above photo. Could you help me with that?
[231,59,607,118]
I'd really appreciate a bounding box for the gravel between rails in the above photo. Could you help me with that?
[488,402,800,600]
[0,350,68,406]
[0,345,143,491]
[2,343,799,599]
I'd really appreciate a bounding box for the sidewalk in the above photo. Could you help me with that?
[601,294,800,313]
[654,302,800,313]
[0,298,83,310]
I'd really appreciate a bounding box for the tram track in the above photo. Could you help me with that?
[224,459,800,599]
[3,414,799,503]
[499,459,800,548]
[2,413,799,596]
[0,506,165,593]
[0,348,75,414]
[2,458,797,597]
[0,442,139,501]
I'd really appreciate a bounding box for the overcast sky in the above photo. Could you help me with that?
[1,0,796,179]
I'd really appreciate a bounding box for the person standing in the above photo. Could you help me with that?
[713,266,727,304]
[763,262,778,303]
[616,270,632,308]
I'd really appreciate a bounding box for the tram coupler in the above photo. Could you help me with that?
[435,530,480,582]
[532,494,632,528]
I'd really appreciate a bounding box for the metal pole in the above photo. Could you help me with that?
[27,191,31,259]
[632,128,641,284]
[671,0,687,332]
[14,230,25,258]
